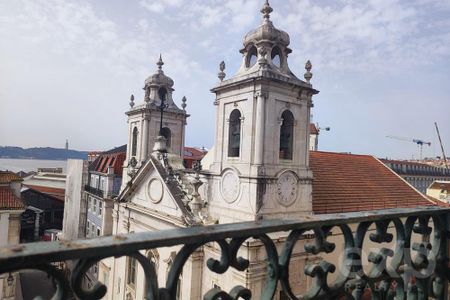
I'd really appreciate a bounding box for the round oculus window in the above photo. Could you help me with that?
[148,178,164,203]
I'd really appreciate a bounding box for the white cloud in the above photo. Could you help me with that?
[139,0,184,13]
[276,0,450,72]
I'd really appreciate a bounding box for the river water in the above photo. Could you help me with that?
[0,158,68,173]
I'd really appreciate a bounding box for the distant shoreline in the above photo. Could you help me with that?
[0,146,88,160]
[0,157,68,161]
[0,156,69,161]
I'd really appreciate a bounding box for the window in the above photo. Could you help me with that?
[228,109,241,157]
[158,87,167,101]
[86,220,91,237]
[279,110,294,160]
[97,227,101,237]
[271,46,282,68]
[93,198,97,213]
[132,127,138,157]
[99,201,102,216]
[91,224,96,237]
[99,177,106,191]
[161,127,172,148]
[88,197,92,211]
[127,257,137,286]
[246,46,257,68]
[90,175,97,188]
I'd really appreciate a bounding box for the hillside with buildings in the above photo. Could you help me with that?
[0,146,88,160]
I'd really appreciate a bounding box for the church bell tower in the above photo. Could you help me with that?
[123,56,189,185]
[207,0,319,222]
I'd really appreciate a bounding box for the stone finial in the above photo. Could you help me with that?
[157,54,164,71]
[218,61,226,81]
[181,96,187,111]
[261,0,273,21]
[304,60,313,83]
[129,94,135,108]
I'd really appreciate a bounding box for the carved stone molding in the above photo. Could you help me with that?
[147,178,164,204]
[254,91,269,99]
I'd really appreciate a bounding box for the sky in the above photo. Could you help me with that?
[0,0,449,160]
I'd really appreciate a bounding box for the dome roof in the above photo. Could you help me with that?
[242,1,290,49]
[144,55,174,88]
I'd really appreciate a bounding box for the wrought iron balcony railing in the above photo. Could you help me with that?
[84,184,104,198]
[0,206,449,299]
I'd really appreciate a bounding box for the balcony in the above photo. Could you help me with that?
[0,206,448,299]
[84,184,104,198]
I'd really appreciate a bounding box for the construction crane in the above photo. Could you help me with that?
[434,122,449,169]
[386,135,431,159]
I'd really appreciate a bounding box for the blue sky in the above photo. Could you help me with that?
[0,0,449,160]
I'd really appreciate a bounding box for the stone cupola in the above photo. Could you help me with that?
[236,0,295,77]
[143,55,178,109]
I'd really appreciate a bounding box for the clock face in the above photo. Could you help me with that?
[276,171,298,206]
[220,169,240,203]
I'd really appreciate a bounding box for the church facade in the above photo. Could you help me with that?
[109,2,318,299]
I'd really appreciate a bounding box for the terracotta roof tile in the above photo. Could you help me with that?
[89,145,126,175]
[184,147,207,161]
[309,123,319,135]
[0,171,23,184]
[0,186,25,210]
[310,151,435,214]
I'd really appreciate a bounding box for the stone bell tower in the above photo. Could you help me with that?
[206,0,319,222]
[123,55,189,184]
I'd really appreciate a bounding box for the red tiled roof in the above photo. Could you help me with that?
[0,171,23,184]
[0,186,25,210]
[310,151,435,214]
[90,146,126,175]
[309,123,319,135]
[25,185,65,202]
[184,147,207,161]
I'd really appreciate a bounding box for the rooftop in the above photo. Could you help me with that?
[0,171,23,184]
[0,186,25,210]
[23,184,65,202]
[183,147,207,161]
[310,151,435,214]
[428,180,450,190]
[309,123,319,135]
[89,145,127,175]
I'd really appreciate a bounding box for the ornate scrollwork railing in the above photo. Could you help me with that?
[0,206,449,299]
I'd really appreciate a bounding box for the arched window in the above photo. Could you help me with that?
[228,109,241,157]
[161,127,171,148]
[279,110,294,160]
[131,127,138,157]
[246,46,257,68]
[271,46,282,68]
[158,87,167,101]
